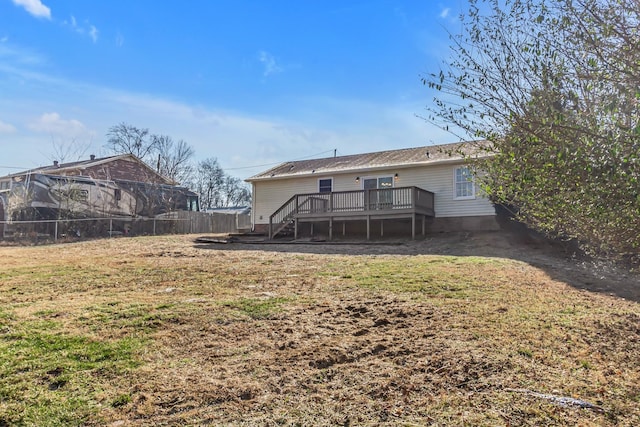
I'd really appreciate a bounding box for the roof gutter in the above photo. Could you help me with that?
[245,156,487,182]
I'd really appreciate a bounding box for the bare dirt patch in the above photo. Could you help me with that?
[0,231,638,426]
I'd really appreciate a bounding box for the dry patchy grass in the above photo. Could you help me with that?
[0,233,638,426]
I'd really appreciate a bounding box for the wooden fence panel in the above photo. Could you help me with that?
[168,211,251,234]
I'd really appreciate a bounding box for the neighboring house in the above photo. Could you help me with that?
[0,153,198,238]
[245,141,498,239]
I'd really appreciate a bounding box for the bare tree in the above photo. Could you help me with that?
[106,123,157,161]
[194,158,225,210]
[221,175,251,207]
[423,0,640,261]
[194,158,250,210]
[104,122,251,212]
[50,138,91,163]
[152,134,195,184]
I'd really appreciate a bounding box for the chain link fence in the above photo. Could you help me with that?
[0,211,251,243]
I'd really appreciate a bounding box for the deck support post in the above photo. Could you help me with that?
[380,220,384,237]
[422,215,426,236]
[342,222,346,236]
[329,218,333,241]
[411,215,416,240]
[366,215,370,240]
[294,219,298,240]
[311,223,314,238]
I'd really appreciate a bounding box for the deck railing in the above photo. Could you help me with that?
[269,186,434,238]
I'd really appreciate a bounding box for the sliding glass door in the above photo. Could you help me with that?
[363,176,393,209]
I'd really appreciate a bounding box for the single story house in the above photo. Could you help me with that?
[245,140,498,240]
[0,154,199,238]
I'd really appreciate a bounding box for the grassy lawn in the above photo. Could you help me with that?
[0,234,638,426]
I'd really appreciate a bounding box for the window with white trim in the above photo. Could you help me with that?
[454,166,475,199]
[318,178,333,193]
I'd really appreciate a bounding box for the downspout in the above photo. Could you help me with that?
[251,182,256,232]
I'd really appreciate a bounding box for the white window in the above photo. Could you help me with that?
[454,166,475,199]
[318,178,333,193]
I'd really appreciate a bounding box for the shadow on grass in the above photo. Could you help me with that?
[194,229,640,303]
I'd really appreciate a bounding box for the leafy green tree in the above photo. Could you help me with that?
[424,0,640,262]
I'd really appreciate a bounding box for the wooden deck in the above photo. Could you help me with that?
[269,186,435,240]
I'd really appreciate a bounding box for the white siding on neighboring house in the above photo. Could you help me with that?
[251,161,494,225]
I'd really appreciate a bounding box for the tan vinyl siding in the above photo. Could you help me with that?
[391,163,495,218]
[252,162,495,225]
[253,178,317,225]
[253,174,365,225]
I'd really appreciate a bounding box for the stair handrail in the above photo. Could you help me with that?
[268,194,298,239]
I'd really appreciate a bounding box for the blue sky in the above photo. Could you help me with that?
[0,0,463,179]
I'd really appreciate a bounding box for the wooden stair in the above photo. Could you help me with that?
[271,219,295,239]
[269,195,298,239]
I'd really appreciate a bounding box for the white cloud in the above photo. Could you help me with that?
[12,0,51,20]
[0,42,48,67]
[0,119,16,133]
[29,112,88,137]
[258,50,283,77]
[440,8,450,19]
[89,25,98,43]
[115,31,124,47]
[64,15,99,43]
[0,57,451,179]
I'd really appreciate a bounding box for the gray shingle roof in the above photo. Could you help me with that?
[2,154,176,185]
[3,154,126,178]
[246,140,491,181]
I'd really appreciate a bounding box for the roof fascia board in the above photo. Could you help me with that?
[246,157,471,182]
